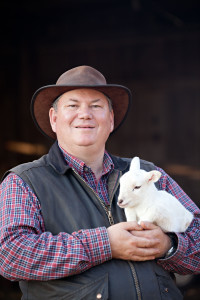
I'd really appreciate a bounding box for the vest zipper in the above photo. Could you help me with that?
[72,169,114,225]
[128,261,142,300]
[72,168,141,300]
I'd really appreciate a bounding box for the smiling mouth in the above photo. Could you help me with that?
[75,126,94,129]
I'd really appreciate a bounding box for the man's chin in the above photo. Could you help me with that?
[75,140,95,147]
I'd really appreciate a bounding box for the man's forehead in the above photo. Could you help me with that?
[57,90,109,105]
[67,98,103,103]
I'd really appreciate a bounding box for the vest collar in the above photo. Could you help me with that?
[48,142,71,174]
[48,141,130,175]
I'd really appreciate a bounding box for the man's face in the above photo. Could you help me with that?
[49,88,114,153]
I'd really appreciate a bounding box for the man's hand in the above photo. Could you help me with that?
[107,221,161,261]
[133,221,172,258]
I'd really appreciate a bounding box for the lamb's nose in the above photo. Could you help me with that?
[118,199,123,205]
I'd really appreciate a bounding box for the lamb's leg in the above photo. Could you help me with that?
[125,208,137,222]
[137,210,156,226]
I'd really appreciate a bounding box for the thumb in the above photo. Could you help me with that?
[140,221,158,230]
[122,221,143,231]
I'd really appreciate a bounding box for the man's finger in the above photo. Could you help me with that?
[139,221,158,230]
[132,236,159,248]
[122,221,143,231]
[130,255,156,262]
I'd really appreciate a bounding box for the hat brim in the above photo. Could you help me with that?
[31,84,132,140]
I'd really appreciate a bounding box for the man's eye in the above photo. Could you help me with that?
[92,105,101,108]
[68,104,77,108]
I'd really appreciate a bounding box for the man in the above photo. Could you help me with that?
[0,65,199,300]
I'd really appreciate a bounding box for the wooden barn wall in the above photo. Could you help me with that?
[1,30,200,207]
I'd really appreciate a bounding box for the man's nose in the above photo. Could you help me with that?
[78,106,92,119]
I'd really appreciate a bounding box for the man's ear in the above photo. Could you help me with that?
[49,107,57,133]
[110,110,114,132]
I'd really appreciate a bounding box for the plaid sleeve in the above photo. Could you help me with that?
[0,174,112,281]
[156,167,200,274]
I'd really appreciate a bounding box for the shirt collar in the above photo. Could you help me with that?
[58,143,114,177]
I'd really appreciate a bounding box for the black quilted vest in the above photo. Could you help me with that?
[3,142,183,300]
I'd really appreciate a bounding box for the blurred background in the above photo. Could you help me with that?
[0,0,200,299]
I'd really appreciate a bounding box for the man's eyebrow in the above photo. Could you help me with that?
[68,98,79,102]
[91,99,102,103]
[68,98,102,102]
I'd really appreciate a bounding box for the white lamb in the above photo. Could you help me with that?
[117,156,193,232]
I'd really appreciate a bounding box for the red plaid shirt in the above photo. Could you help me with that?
[0,153,200,281]
[59,145,114,205]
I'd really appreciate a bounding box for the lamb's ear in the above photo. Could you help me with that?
[146,170,161,183]
[130,156,140,171]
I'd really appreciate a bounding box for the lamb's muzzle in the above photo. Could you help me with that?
[118,199,123,205]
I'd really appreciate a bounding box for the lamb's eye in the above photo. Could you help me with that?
[134,186,141,190]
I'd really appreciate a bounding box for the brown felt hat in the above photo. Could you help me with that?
[31,65,132,139]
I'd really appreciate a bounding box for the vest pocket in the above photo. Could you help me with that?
[154,268,183,300]
[61,273,108,300]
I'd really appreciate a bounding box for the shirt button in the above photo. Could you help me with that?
[96,293,102,299]
[164,287,169,292]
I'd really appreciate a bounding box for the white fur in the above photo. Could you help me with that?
[117,157,193,232]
